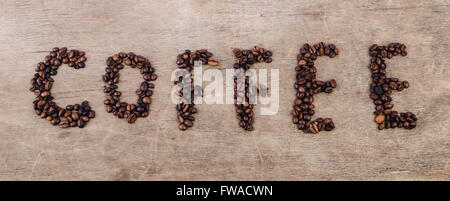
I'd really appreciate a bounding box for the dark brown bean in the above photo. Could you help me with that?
[292,42,338,134]
[179,123,187,131]
[127,114,137,123]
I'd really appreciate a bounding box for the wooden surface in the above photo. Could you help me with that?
[0,0,449,180]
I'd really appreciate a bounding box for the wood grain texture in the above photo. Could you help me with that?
[0,0,449,180]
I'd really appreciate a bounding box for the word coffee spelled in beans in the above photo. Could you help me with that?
[103,52,157,123]
[30,47,95,128]
[29,42,417,132]
[368,43,417,130]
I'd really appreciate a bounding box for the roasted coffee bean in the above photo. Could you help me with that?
[292,42,338,134]
[70,121,77,127]
[184,120,193,127]
[59,121,69,128]
[30,47,95,128]
[208,58,219,66]
[309,122,319,134]
[71,112,79,120]
[37,100,46,107]
[233,46,273,131]
[374,86,384,95]
[175,49,218,131]
[103,52,156,124]
[142,97,151,104]
[77,119,85,128]
[178,123,187,131]
[367,43,417,130]
[127,113,137,123]
[375,114,385,124]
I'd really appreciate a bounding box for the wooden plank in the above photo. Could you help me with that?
[0,0,448,180]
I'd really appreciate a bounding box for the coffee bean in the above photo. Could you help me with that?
[177,115,184,123]
[77,62,85,68]
[389,82,398,89]
[59,121,69,128]
[298,86,305,93]
[367,43,417,130]
[37,100,46,107]
[329,79,337,88]
[30,47,95,128]
[70,121,77,127]
[44,81,52,91]
[374,86,384,95]
[40,91,50,97]
[375,114,385,124]
[150,74,157,81]
[127,113,137,123]
[184,120,193,127]
[103,52,156,124]
[140,82,148,91]
[309,122,319,134]
[175,49,218,131]
[292,42,338,134]
[208,58,219,66]
[178,123,187,131]
[142,97,151,104]
[77,119,85,128]
[298,60,306,66]
[71,112,79,120]
[402,81,409,88]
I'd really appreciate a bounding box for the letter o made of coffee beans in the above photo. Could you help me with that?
[30,47,95,128]
[368,43,417,130]
[232,46,273,131]
[292,42,338,134]
[174,49,219,131]
[103,52,157,123]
